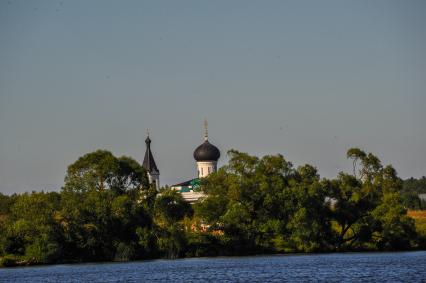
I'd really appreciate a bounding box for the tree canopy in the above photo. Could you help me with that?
[0,148,424,267]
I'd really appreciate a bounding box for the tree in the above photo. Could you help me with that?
[58,150,152,261]
[3,192,63,263]
[330,148,418,250]
[0,147,421,266]
[401,177,426,209]
[154,189,192,258]
[195,151,333,253]
[285,166,333,252]
[64,150,149,194]
[329,173,376,250]
[347,148,366,178]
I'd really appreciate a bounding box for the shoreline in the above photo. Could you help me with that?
[2,248,426,269]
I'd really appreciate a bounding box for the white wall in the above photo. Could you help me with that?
[196,161,217,178]
[148,171,160,190]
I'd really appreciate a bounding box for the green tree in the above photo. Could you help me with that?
[65,150,149,194]
[330,148,418,250]
[285,166,333,252]
[401,177,426,209]
[195,151,333,253]
[58,150,152,261]
[154,189,192,258]
[3,192,63,263]
[372,192,417,250]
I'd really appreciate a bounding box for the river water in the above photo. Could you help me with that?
[1,251,425,282]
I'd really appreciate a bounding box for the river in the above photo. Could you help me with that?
[1,251,425,282]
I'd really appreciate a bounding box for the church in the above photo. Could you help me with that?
[141,121,220,202]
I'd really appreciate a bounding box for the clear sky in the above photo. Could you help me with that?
[1,0,425,194]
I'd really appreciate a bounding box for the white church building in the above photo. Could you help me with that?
[142,121,220,202]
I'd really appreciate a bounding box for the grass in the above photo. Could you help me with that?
[414,219,426,236]
[408,210,426,238]
[407,210,426,219]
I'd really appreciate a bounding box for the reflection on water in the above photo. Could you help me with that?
[1,251,426,282]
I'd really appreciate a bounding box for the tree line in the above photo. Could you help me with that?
[0,148,424,267]
[401,177,426,209]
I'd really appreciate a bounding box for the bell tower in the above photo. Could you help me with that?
[142,130,160,189]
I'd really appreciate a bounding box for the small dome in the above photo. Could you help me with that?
[193,140,220,161]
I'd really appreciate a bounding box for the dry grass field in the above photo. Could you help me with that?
[407,210,426,219]
[408,210,426,237]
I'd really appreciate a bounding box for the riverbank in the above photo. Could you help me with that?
[1,151,424,269]
[2,209,425,268]
[2,209,426,268]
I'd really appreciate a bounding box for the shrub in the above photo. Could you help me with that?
[0,255,18,267]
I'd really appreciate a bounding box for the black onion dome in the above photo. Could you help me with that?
[193,140,220,161]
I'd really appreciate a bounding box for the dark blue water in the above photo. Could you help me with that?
[1,251,426,282]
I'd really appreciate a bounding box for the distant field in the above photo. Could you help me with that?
[408,210,426,237]
[407,210,426,219]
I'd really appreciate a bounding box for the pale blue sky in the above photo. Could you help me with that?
[1,0,425,194]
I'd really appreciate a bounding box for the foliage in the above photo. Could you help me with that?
[414,218,426,248]
[407,210,426,248]
[404,177,426,194]
[194,148,418,253]
[0,254,19,267]
[64,150,149,195]
[0,148,423,267]
[0,193,15,215]
[153,189,192,258]
[400,177,426,209]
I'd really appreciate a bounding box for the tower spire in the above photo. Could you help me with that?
[142,130,159,189]
[204,119,208,141]
[145,129,151,148]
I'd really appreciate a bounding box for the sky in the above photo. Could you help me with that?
[0,0,425,194]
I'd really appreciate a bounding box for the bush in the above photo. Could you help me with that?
[114,243,135,261]
[0,255,18,267]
